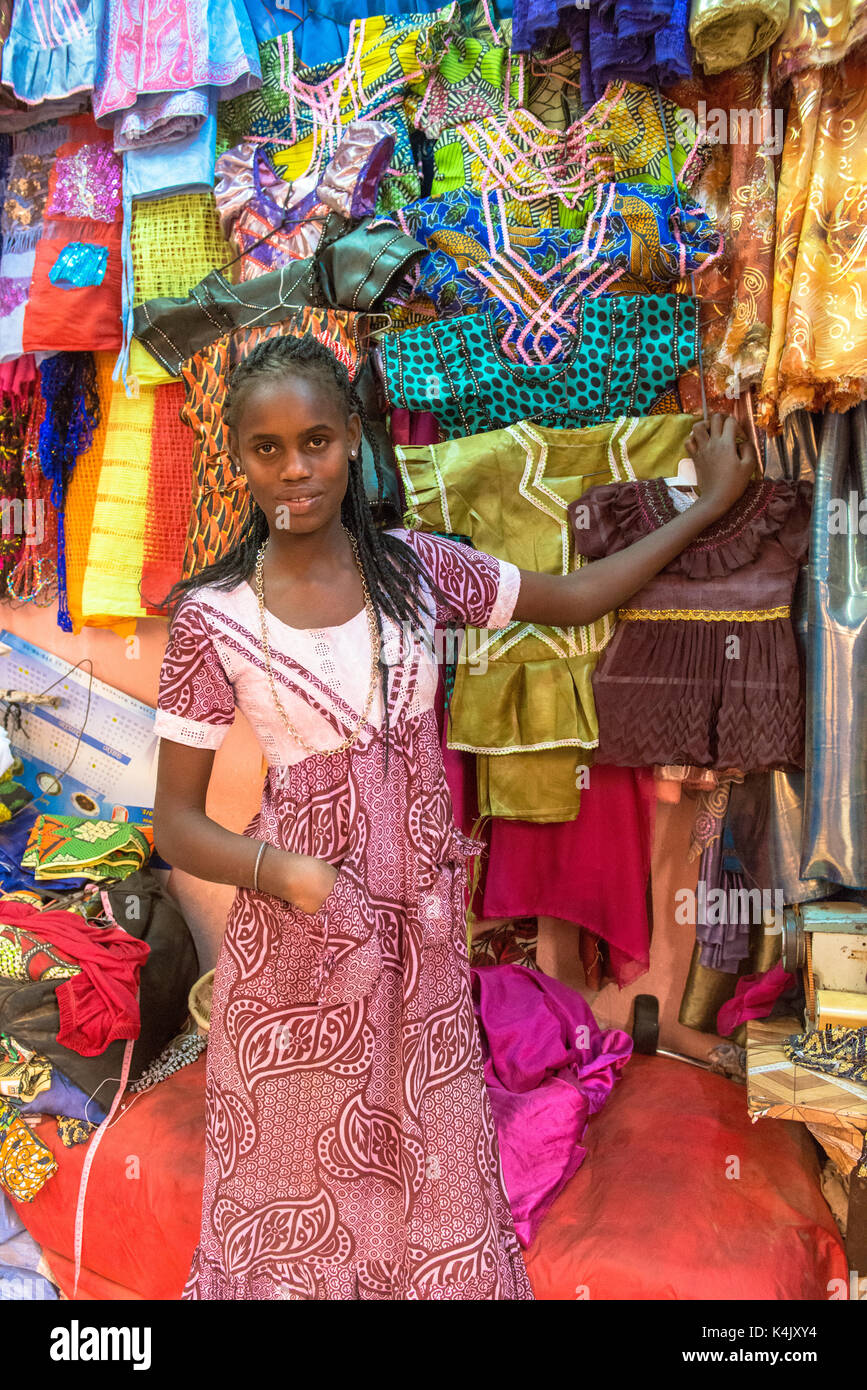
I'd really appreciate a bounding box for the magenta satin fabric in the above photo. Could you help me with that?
[716,962,796,1037]
[389,408,439,447]
[471,963,633,1248]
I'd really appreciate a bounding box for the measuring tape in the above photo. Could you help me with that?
[71,1016,136,1300]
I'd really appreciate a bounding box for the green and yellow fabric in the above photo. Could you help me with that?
[398,413,696,820]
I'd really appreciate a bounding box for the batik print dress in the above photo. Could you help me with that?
[154,530,534,1300]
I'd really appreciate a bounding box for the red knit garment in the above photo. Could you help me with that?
[0,901,150,1056]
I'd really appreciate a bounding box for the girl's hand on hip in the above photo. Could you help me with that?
[258,848,339,913]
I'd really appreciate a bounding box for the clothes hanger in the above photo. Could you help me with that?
[664,456,698,487]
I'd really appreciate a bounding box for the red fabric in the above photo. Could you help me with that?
[11,1056,206,1301]
[141,381,194,613]
[439,705,655,983]
[0,354,37,399]
[523,1054,848,1300]
[717,962,796,1038]
[0,902,149,1056]
[389,409,440,447]
[22,217,123,352]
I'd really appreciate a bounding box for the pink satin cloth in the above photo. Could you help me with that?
[716,962,796,1037]
[471,963,632,1248]
[0,353,37,399]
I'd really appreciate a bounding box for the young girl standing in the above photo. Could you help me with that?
[153,333,756,1300]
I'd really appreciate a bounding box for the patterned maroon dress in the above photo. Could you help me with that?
[154,530,533,1300]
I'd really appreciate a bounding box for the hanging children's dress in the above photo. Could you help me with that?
[217,12,445,213]
[93,0,261,150]
[570,477,813,769]
[1,0,103,106]
[428,80,703,199]
[214,121,396,281]
[398,413,696,820]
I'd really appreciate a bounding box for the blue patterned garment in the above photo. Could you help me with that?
[580,183,723,287]
[396,184,721,359]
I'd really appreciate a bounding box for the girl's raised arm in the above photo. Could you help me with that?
[511,414,759,629]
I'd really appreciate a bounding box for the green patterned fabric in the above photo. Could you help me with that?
[382,295,696,439]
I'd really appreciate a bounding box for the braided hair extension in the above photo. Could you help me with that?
[165,332,445,768]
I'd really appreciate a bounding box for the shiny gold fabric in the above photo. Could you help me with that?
[398,414,694,820]
[689,0,789,73]
[670,58,777,416]
[773,0,867,83]
[679,922,782,1038]
[758,55,867,430]
[475,747,595,823]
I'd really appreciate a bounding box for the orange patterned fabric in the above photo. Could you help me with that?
[180,308,366,578]
[758,55,867,429]
[0,1097,57,1201]
[668,58,776,416]
[772,0,867,84]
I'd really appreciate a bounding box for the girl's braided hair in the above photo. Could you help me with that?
[164,332,441,766]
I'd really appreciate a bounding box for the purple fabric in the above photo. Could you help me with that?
[18,1066,107,1124]
[471,963,632,1247]
[695,837,753,974]
[513,0,693,96]
[46,140,122,223]
[716,963,796,1037]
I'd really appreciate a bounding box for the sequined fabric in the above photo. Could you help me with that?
[1,123,66,250]
[46,139,122,223]
[48,241,108,288]
[0,276,28,316]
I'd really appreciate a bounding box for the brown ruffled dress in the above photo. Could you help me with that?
[569,478,813,769]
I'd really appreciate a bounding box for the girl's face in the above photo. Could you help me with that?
[232,371,362,536]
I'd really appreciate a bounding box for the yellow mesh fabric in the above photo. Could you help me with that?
[128,192,229,390]
[64,352,116,633]
[80,384,157,634]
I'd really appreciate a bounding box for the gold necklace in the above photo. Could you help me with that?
[255,529,382,757]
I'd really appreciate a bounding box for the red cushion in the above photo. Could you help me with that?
[10,1057,206,1301]
[522,1054,848,1300]
[12,1052,847,1301]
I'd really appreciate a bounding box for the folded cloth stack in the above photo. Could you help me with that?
[21,815,153,883]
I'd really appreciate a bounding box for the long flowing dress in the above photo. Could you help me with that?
[154,529,534,1300]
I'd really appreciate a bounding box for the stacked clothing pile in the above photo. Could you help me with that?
[0,793,199,1248]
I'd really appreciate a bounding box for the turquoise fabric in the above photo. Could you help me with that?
[381,295,697,438]
[49,243,109,290]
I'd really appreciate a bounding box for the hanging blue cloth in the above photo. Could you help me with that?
[242,0,510,63]
[37,354,100,633]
